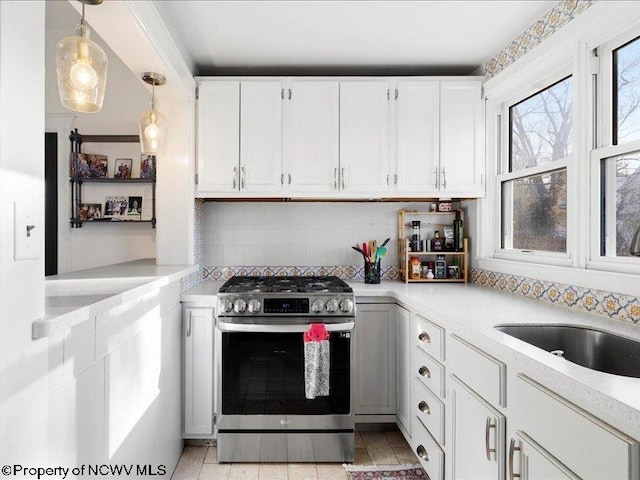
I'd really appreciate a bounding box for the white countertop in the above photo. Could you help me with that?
[35,259,198,339]
[181,278,640,438]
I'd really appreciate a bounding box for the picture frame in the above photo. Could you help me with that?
[127,196,143,219]
[140,154,156,179]
[78,203,102,221]
[104,196,128,218]
[76,153,108,179]
[113,158,132,179]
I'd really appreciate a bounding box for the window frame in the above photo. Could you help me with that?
[493,65,575,266]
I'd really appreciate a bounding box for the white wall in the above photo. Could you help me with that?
[203,201,473,267]
[0,0,49,465]
[45,0,156,273]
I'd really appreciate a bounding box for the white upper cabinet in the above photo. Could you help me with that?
[240,81,283,193]
[394,80,440,193]
[284,80,339,194]
[339,81,390,194]
[439,80,485,197]
[197,81,240,194]
[196,77,485,199]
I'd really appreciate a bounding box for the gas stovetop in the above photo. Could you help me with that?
[217,276,355,318]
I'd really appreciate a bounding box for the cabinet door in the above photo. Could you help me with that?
[197,82,240,194]
[339,81,390,194]
[511,433,580,480]
[184,307,214,435]
[396,305,412,436]
[240,81,283,193]
[355,303,396,415]
[439,81,485,197]
[449,375,505,480]
[284,81,339,194]
[395,81,440,194]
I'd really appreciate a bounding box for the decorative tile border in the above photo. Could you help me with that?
[202,265,400,282]
[484,0,593,79]
[180,199,206,292]
[470,268,640,325]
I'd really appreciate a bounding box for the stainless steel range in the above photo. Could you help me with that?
[216,276,355,463]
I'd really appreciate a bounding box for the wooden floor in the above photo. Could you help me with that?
[172,430,418,480]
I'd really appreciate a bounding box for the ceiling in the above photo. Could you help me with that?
[155,0,556,76]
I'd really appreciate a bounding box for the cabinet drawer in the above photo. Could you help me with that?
[414,314,445,361]
[413,347,445,399]
[448,334,505,407]
[411,415,445,480]
[412,377,445,445]
[515,375,639,480]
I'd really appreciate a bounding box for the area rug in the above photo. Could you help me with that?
[342,464,427,480]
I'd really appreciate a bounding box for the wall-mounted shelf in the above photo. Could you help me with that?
[69,129,156,228]
[398,209,468,283]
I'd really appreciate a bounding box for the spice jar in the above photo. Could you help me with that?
[411,256,421,279]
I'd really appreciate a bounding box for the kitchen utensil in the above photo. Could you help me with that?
[381,238,391,248]
[375,246,387,261]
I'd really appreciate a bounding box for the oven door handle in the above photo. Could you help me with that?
[217,321,355,333]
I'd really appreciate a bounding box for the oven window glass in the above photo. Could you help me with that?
[222,331,350,415]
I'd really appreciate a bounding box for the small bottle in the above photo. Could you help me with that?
[411,257,421,279]
[421,262,429,278]
[435,255,447,279]
[411,221,421,252]
[453,210,464,252]
[426,268,435,280]
[431,230,443,252]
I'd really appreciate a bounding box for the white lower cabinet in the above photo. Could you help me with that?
[396,305,412,436]
[412,415,445,480]
[509,432,580,480]
[183,306,215,436]
[449,375,505,480]
[355,303,396,416]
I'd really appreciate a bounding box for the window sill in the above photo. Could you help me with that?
[476,257,640,299]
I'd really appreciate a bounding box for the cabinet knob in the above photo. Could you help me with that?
[416,445,429,461]
[418,401,430,414]
[419,366,431,378]
[418,332,431,344]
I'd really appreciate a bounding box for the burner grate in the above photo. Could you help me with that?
[219,275,352,294]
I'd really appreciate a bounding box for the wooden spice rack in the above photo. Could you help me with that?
[398,209,468,283]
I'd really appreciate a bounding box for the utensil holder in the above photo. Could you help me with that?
[364,259,381,284]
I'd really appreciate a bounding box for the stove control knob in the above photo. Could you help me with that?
[248,299,261,314]
[219,298,233,314]
[311,299,325,313]
[233,298,247,313]
[326,298,339,313]
[339,298,354,313]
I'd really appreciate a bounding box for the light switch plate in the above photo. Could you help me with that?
[14,201,39,261]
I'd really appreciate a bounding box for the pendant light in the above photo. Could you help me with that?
[138,72,168,155]
[55,0,108,113]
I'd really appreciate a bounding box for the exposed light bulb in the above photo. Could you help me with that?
[144,122,162,141]
[70,60,98,90]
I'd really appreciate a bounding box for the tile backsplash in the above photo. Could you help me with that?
[202,201,438,268]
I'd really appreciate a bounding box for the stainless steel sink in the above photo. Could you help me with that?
[494,324,640,378]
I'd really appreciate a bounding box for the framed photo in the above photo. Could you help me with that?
[114,158,132,179]
[140,154,156,179]
[78,203,102,221]
[77,153,108,179]
[127,196,143,219]
[104,196,128,218]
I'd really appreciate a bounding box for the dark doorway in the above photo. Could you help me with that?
[45,132,58,276]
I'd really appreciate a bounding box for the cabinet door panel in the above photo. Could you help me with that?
[197,82,240,194]
[440,81,484,196]
[285,81,339,193]
[449,375,505,480]
[514,432,580,480]
[339,82,390,193]
[355,304,396,414]
[240,81,283,193]
[184,308,214,435]
[395,81,439,194]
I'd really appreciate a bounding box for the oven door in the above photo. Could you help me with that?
[217,320,354,431]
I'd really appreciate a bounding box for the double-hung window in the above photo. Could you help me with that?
[592,31,640,270]
[498,76,573,262]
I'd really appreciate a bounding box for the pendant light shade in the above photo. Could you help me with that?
[55,0,107,113]
[139,72,168,155]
